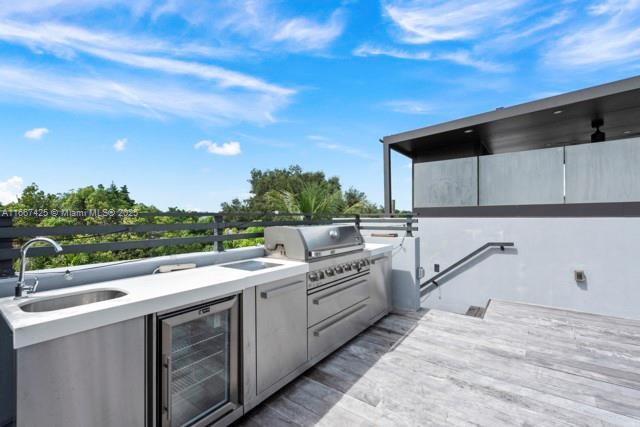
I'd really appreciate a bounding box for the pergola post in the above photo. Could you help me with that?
[383,139,393,214]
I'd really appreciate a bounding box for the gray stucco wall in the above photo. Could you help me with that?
[413,157,478,208]
[566,137,640,203]
[479,147,564,205]
[418,217,640,320]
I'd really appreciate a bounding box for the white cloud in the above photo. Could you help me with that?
[306,135,330,141]
[0,0,150,19]
[212,1,345,52]
[0,65,289,125]
[0,21,291,96]
[589,0,640,15]
[195,140,242,156]
[437,51,511,73]
[383,0,525,45]
[544,2,640,68]
[113,138,127,152]
[24,127,49,140]
[354,44,507,72]
[0,176,24,204]
[272,11,345,51]
[316,142,373,160]
[383,100,431,115]
[353,44,431,60]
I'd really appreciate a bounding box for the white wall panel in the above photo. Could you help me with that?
[479,147,564,205]
[413,157,478,208]
[566,137,640,203]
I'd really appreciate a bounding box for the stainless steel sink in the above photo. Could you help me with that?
[20,289,127,313]
[219,260,282,271]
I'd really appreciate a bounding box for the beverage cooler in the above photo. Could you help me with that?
[156,295,240,427]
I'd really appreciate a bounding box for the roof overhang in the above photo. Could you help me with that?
[383,75,640,161]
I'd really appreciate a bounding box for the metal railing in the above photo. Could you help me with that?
[0,212,416,277]
[420,242,515,296]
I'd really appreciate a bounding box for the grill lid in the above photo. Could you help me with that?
[264,225,364,261]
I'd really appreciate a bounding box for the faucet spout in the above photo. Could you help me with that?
[15,237,64,299]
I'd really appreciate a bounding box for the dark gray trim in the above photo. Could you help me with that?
[0,220,339,239]
[415,202,640,217]
[384,75,640,145]
[0,233,264,259]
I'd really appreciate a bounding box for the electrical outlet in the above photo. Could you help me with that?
[434,263,440,273]
[574,270,586,283]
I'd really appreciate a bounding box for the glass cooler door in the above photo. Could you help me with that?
[160,295,239,427]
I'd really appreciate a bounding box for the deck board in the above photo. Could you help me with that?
[236,300,640,426]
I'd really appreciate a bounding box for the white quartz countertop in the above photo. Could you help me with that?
[366,242,393,257]
[0,243,392,349]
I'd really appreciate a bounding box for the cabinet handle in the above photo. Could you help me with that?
[260,280,303,299]
[162,355,172,422]
[313,302,368,337]
[313,279,367,305]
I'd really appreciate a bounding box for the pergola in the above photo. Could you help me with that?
[381,75,640,213]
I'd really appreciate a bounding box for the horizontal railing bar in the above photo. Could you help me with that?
[0,210,361,218]
[331,217,415,223]
[0,219,336,238]
[0,233,264,259]
[358,218,418,223]
[359,226,418,231]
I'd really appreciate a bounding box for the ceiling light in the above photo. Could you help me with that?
[464,129,474,134]
[553,110,563,115]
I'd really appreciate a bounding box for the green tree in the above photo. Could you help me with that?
[265,180,343,216]
[221,165,381,215]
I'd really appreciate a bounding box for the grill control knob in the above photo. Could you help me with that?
[309,272,319,281]
[351,261,358,269]
[335,265,344,274]
[318,271,325,279]
[325,268,334,276]
[343,263,351,271]
[364,259,370,266]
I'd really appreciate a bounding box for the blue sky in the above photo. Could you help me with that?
[1,0,640,211]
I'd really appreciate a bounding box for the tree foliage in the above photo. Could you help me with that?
[2,166,381,269]
[221,165,381,216]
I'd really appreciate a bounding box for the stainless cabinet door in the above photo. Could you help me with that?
[256,275,307,394]
[369,254,391,321]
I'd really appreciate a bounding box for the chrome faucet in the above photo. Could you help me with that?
[15,237,63,299]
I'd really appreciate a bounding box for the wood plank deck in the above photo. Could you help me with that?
[236,300,640,426]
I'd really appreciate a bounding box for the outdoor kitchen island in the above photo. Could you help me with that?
[0,226,392,427]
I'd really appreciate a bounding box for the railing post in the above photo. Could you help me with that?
[0,215,14,278]
[405,214,413,237]
[214,214,225,252]
[354,214,361,231]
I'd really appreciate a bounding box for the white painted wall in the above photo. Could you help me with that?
[363,235,421,312]
[418,217,640,320]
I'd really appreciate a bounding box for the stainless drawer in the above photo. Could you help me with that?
[308,273,370,327]
[308,299,370,360]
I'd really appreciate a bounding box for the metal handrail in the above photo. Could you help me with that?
[420,242,514,295]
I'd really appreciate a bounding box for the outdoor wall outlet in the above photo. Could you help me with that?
[574,270,586,283]
[434,264,440,273]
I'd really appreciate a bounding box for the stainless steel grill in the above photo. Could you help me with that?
[264,225,370,292]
